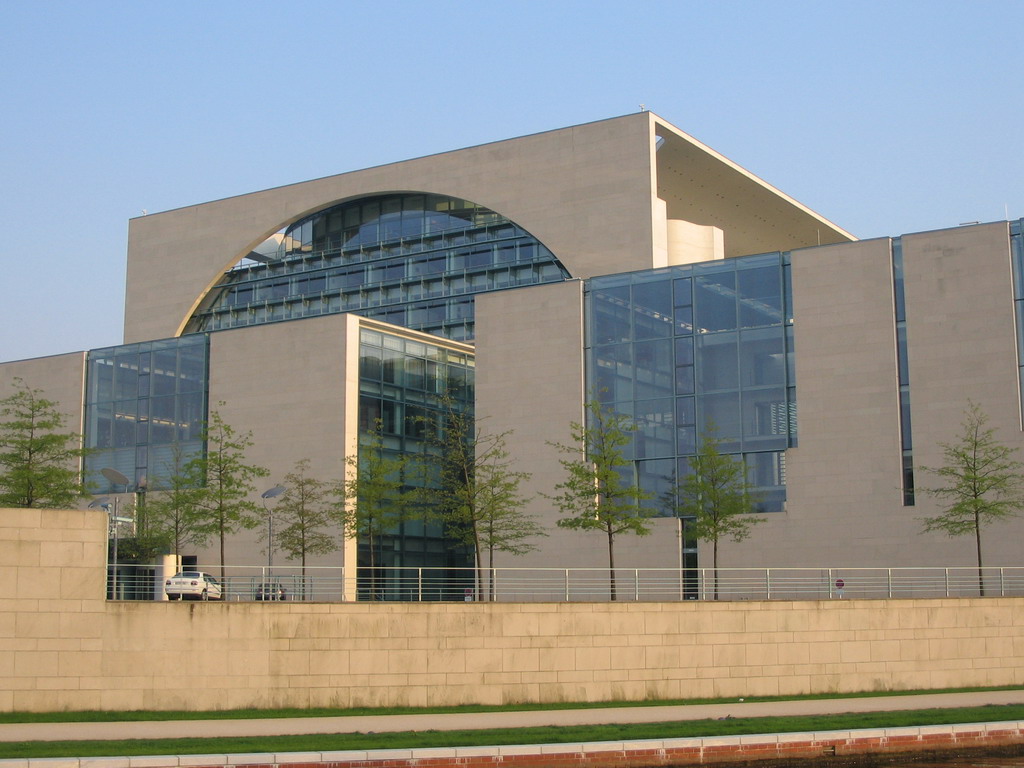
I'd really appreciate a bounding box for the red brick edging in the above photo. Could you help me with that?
[7,721,1024,768]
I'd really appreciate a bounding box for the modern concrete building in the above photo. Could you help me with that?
[3,111,1023,595]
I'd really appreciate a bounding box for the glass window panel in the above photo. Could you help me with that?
[900,388,913,450]
[700,392,741,450]
[673,277,692,307]
[90,358,114,402]
[739,329,785,386]
[636,457,675,514]
[674,336,695,395]
[405,357,426,390]
[591,286,632,344]
[151,351,178,396]
[633,398,674,459]
[361,345,383,380]
[694,272,737,332]
[674,303,694,335]
[91,405,112,448]
[676,397,696,454]
[178,392,205,441]
[696,332,738,392]
[897,324,909,386]
[737,266,783,328]
[632,281,673,340]
[741,388,788,447]
[593,343,633,403]
[381,349,402,384]
[114,358,139,400]
[785,326,796,384]
[747,451,785,488]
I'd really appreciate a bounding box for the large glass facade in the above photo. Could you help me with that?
[891,238,915,506]
[84,335,209,494]
[187,193,570,342]
[357,327,475,598]
[1011,220,1024,421]
[586,252,794,515]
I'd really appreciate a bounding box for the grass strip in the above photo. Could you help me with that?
[2,685,1020,724]
[6,704,1024,760]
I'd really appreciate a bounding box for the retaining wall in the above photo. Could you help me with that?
[4,508,1024,713]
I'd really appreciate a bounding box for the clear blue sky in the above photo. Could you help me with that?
[2,0,1022,362]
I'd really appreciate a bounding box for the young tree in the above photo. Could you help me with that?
[187,408,269,579]
[426,401,543,600]
[548,398,654,600]
[144,444,208,558]
[918,401,1024,596]
[0,378,89,508]
[671,429,762,600]
[335,421,409,600]
[273,458,338,591]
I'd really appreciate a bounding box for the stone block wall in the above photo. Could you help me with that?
[2,509,1023,713]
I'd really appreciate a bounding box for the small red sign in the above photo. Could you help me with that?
[835,579,845,590]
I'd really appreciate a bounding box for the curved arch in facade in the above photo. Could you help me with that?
[184,192,570,342]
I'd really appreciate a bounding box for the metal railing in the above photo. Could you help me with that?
[106,564,1024,603]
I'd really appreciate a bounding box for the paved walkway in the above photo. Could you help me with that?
[5,690,1023,743]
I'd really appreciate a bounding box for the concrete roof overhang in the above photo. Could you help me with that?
[653,117,855,257]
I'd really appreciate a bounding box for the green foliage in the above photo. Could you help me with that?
[335,421,410,592]
[143,444,208,557]
[186,407,269,577]
[548,398,653,600]
[671,429,761,598]
[0,378,89,508]
[673,429,762,566]
[424,400,542,598]
[272,458,338,570]
[918,402,1024,594]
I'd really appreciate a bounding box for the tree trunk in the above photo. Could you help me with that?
[712,537,719,601]
[488,545,496,602]
[219,520,226,582]
[367,529,377,601]
[607,527,617,601]
[975,512,985,597]
[473,524,482,602]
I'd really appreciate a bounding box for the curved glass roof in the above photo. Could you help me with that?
[186,193,570,341]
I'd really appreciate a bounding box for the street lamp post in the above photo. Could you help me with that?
[260,485,286,601]
[261,484,286,570]
[100,468,131,600]
[135,475,148,538]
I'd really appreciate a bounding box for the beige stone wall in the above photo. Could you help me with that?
[723,224,1024,569]
[0,352,87,436]
[902,223,1024,571]
[0,507,107,712]
[124,115,659,343]
[123,112,853,346]
[732,238,909,567]
[473,280,600,569]
[5,508,1024,714]
[194,313,475,571]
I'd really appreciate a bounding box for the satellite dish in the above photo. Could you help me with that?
[101,468,131,487]
[261,485,286,500]
[88,497,110,509]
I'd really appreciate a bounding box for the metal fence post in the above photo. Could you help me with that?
[766,568,771,600]
[635,569,640,602]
